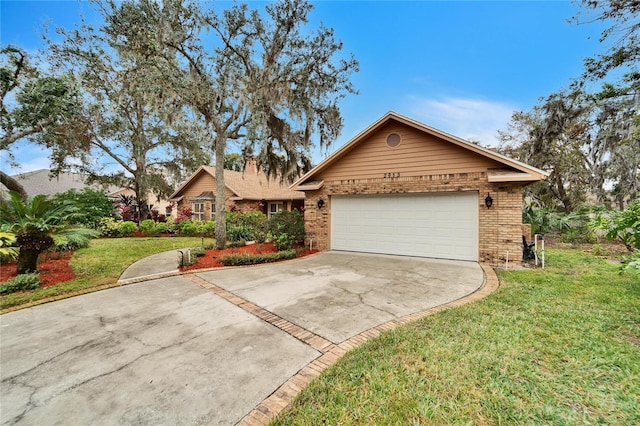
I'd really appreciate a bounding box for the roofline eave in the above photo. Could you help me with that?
[292,111,549,186]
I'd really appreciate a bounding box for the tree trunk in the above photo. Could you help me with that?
[0,171,28,200]
[15,234,53,274]
[553,173,574,213]
[214,134,227,249]
[16,247,41,275]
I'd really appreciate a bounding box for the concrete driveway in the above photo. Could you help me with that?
[1,251,485,425]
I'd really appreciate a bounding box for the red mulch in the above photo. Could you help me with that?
[0,251,76,288]
[180,242,318,271]
[0,243,319,289]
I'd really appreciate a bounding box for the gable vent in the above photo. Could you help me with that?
[386,133,401,148]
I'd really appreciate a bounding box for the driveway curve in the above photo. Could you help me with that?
[1,251,490,425]
[194,251,484,343]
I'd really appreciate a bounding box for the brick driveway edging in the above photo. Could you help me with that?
[186,262,501,426]
[2,257,499,425]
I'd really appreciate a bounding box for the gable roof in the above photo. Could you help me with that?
[291,111,548,190]
[169,165,304,201]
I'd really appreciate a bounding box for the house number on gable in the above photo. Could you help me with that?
[384,172,400,178]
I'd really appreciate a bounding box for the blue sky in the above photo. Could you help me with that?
[1,0,608,175]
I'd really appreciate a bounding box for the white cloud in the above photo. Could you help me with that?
[2,144,52,175]
[406,96,517,147]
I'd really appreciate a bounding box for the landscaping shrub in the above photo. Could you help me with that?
[225,239,246,248]
[139,219,157,236]
[118,221,137,237]
[97,217,121,237]
[220,249,297,266]
[590,200,640,274]
[0,273,41,294]
[51,188,113,228]
[176,206,193,223]
[523,206,599,243]
[621,251,640,274]
[52,228,99,251]
[269,210,304,244]
[227,211,269,242]
[227,224,252,242]
[590,199,640,251]
[244,211,269,243]
[274,233,295,251]
[201,221,216,237]
[164,217,177,234]
[154,222,168,234]
[225,211,245,228]
[177,246,206,267]
[190,246,206,257]
[178,220,198,236]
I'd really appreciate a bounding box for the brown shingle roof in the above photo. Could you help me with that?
[170,166,304,201]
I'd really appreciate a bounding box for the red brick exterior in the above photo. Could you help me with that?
[303,171,527,267]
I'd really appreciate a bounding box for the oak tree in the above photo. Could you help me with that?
[0,46,82,198]
[46,11,210,218]
[101,0,358,247]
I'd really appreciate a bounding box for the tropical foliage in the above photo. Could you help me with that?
[590,199,640,252]
[0,231,18,262]
[0,191,98,274]
[51,188,114,228]
[0,273,40,294]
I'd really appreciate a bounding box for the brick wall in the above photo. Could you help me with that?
[303,171,526,266]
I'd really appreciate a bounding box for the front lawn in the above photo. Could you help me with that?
[272,248,640,425]
[0,237,202,311]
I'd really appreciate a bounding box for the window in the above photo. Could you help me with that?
[268,202,283,218]
[192,203,204,221]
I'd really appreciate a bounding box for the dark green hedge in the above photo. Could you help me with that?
[220,249,297,266]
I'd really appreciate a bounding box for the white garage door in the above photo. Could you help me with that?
[331,192,478,261]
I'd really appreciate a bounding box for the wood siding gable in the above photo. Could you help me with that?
[292,112,547,189]
[318,122,506,181]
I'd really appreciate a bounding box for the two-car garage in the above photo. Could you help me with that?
[292,112,548,266]
[330,192,479,261]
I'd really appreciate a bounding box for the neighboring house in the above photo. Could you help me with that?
[2,169,120,197]
[291,112,548,267]
[168,162,305,220]
[2,170,172,219]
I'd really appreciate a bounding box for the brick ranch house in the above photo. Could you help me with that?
[291,112,548,267]
[168,163,304,220]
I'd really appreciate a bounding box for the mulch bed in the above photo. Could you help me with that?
[180,242,318,271]
[0,251,76,288]
[0,243,319,289]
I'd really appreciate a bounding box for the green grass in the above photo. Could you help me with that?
[0,237,203,310]
[272,249,640,425]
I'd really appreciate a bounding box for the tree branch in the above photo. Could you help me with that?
[0,170,28,199]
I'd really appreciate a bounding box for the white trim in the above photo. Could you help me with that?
[192,202,205,221]
[291,111,548,190]
[268,201,284,218]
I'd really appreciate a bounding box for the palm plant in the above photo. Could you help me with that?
[0,230,18,262]
[0,191,98,274]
